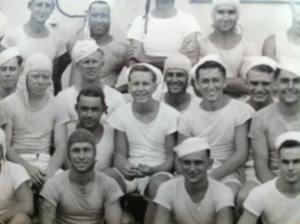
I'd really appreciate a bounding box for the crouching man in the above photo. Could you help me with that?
[39,129,123,224]
[153,137,234,224]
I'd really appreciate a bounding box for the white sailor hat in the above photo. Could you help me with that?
[190,54,226,80]
[174,137,210,159]
[277,57,300,78]
[275,131,300,150]
[71,39,102,64]
[0,47,20,67]
[124,63,163,85]
[240,56,277,79]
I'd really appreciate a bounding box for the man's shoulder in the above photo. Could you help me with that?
[208,178,232,193]
[252,103,276,119]
[2,92,18,104]
[103,85,123,97]
[46,170,70,186]
[56,86,77,99]
[159,175,184,191]
[94,170,121,188]
[229,99,255,111]
[49,28,65,42]
[160,102,180,116]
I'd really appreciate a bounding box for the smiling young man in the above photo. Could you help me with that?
[107,63,179,224]
[67,0,128,88]
[75,83,114,171]
[56,39,125,137]
[239,131,300,224]
[1,0,68,94]
[0,47,23,100]
[249,57,300,184]
[153,137,234,224]
[178,54,255,196]
[39,129,123,224]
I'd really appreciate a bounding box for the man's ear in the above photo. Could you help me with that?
[75,104,79,113]
[223,77,228,89]
[153,83,158,91]
[208,158,213,170]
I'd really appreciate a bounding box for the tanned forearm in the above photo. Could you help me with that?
[39,198,57,224]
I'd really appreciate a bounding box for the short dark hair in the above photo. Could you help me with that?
[129,65,157,83]
[16,56,23,66]
[195,61,226,80]
[279,140,300,155]
[77,83,108,114]
[89,1,111,13]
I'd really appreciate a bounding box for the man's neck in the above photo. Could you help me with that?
[69,168,95,186]
[76,123,104,143]
[91,32,113,46]
[164,92,191,110]
[153,1,176,18]
[184,178,209,203]
[276,177,300,197]
[0,86,15,99]
[77,80,104,92]
[247,97,273,111]
[28,92,45,102]
[277,100,300,117]
[26,17,46,34]
[212,28,237,42]
[132,99,157,114]
[200,94,230,111]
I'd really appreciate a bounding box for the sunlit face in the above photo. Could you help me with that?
[128,71,156,104]
[165,68,189,95]
[213,4,238,33]
[89,3,111,36]
[0,58,21,91]
[181,151,212,185]
[76,95,104,129]
[247,69,273,103]
[276,70,300,105]
[29,0,54,23]
[279,146,300,185]
[69,142,96,173]
[196,68,226,103]
[77,51,104,83]
[27,70,51,96]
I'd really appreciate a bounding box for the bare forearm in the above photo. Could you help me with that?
[39,199,57,224]
[224,78,249,96]
[114,153,130,170]
[149,157,174,175]
[0,203,32,222]
[6,149,32,171]
[46,148,66,178]
[255,162,274,183]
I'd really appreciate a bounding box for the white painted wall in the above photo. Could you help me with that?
[0,0,291,52]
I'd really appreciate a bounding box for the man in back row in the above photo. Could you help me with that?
[178,54,255,196]
[239,131,300,224]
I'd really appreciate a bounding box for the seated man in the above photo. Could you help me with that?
[154,137,234,224]
[127,0,201,69]
[249,57,300,184]
[236,56,277,213]
[178,54,255,196]
[3,53,67,188]
[39,129,123,224]
[153,53,201,113]
[239,131,300,224]
[0,47,22,99]
[0,0,68,94]
[66,0,128,88]
[0,129,33,224]
[75,83,114,171]
[107,63,179,223]
[56,39,125,137]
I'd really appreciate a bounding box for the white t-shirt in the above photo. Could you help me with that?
[2,91,65,155]
[127,11,200,57]
[108,102,179,167]
[244,178,300,224]
[40,170,123,224]
[95,124,114,171]
[179,99,254,163]
[199,37,259,78]
[55,85,126,135]
[154,176,234,224]
[275,30,300,61]
[0,161,31,216]
[0,100,6,127]
[1,26,66,60]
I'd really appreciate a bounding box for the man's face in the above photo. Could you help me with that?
[29,0,54,23]
[247,69,273,103]
[213,4,238,33]
[69,142,96,173]
[181,151,211,185]
[89,3,111,36]
[27,70,50,97]
[276,70,300,105]
[0,58,21,91]
[165,68,188,95]
[128,71,156,104]
[279,146,300,185]
[77,51,104,83]
[76,95,103,129]
[196,68,226,103]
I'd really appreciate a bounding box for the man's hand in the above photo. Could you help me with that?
[121,164,138,180]
[137,164,152,177]
[26,164,46,188]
